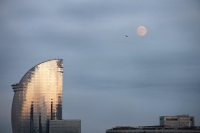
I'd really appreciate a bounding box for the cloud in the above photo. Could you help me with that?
[0,1,200,133]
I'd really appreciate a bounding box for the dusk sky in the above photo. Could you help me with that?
[0,0,200,133]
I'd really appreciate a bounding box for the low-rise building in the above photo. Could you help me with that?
[160,114,194,128]
[49,119,81,133]
[106,114,198,133]
[106,126,200,133]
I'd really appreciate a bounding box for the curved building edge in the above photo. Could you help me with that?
[11,59,63,133]
[11,59,63,92]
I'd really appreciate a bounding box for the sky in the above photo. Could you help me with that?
[0,0,200,133]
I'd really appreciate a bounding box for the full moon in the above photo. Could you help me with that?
[137,26,147,36]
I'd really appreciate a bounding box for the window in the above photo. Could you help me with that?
[166,118,178,121]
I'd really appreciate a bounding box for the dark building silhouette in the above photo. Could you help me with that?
[106,115,199,133]
[106,126,200,133]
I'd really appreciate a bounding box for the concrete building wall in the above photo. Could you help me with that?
[49,120,81,133]
[160,115,194,128]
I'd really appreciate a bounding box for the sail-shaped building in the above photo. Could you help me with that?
[11,59,80,133]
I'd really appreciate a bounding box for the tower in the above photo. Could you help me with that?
[11,59,63,133]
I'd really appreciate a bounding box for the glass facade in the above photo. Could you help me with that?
[11,59,63,133]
